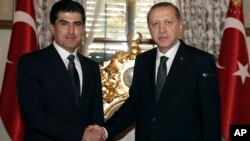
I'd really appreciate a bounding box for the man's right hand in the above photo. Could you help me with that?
[82,125,106,141]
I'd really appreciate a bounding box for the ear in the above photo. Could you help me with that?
[177,21,184,39]
[179,21,184,35]
[179,21,183,32]
[50,24,55,35]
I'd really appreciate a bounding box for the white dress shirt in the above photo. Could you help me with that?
[53,41,83,94]
[155,41,180,83]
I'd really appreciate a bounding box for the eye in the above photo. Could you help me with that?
[151,21,159,27]
[59,21,68,26]
[75,22,83,27]
[165,20,173,25]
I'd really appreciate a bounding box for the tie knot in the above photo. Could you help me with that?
[160,56,168,64]
[68,54,75,62]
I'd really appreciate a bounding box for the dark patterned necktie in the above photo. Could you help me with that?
[155,56,168,103]
[67,54,81,107]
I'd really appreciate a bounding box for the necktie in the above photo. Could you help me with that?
[68,54,81,107]
[155,56,168,103]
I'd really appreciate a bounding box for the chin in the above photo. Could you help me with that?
[158,42,170,47]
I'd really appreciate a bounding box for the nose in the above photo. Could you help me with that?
[159,23,166,33]
[69,24,74,34]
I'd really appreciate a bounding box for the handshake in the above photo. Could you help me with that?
[82,124,107,141]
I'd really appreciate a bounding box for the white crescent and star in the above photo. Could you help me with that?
[217,17,250,84]
[233,61,250,84]
[224,17,246,39]
[216,17,246,69]
[7,11,37,64]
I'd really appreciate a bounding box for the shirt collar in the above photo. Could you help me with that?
[156,40,180,60]
[53,41,78,61]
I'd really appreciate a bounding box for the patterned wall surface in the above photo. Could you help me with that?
[180,0,229,58]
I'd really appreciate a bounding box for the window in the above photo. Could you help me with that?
[84,0,178,63]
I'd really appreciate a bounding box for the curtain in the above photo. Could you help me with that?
[80,0,106,56]
[35,0,56,49]
[179,0,229,58]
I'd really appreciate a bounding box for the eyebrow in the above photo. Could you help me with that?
[57,19,68,23]
[58,19,82,24]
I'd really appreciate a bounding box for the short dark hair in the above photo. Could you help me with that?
[147,2,181,25]
[50,0,86,25]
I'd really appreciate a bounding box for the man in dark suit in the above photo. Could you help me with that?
[84,2,221,141]
[17,1,104,141]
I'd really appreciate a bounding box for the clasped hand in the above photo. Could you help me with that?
[82,125,106,141]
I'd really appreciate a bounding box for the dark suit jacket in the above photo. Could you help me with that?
[104,40,221,141]
[17,45,104,141]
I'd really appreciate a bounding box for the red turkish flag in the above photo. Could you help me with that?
[0,0,38,140]
[217,0,250,141]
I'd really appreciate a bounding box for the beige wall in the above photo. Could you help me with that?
[0,29,11,141]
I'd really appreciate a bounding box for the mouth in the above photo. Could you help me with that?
[158,36,168,41]
[65,36,76,41]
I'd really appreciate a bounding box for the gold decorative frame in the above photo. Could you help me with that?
[100,32,142,120]
[0,0,15,29]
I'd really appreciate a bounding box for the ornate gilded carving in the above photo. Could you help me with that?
[100,32,142,120]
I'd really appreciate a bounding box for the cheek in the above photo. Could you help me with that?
[76,29,83,36]
[174,29,181,37]
[168,27,177,35]
[54,30,66,41]
[150,30,158,37]
[54,29,65,36]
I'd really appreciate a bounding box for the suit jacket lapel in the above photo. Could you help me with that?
[147,49,158,100]
[47,45,78,108]
[167,42,188,81]
[77,54,90,104]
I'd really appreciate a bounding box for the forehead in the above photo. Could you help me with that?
[56,12,82,21]
[149,6,177,21]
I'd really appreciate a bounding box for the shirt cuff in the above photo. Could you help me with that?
[102,127,108,139]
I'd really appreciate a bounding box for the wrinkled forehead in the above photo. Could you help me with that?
[149,6,178,21]
[147,5,181,24]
